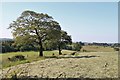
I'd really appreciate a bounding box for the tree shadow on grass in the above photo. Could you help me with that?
[44,55,100,59]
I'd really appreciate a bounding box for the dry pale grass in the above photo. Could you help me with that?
[1,51,118,78]
[81,45,114,52]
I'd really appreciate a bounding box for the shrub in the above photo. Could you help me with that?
[72,42,82,51]
[83,49,87,52]
[8,55,25,61]
[114,47,119,51]
[71,52,77,55]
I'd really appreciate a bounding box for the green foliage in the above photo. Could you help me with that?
[6,10,73,56]
[57,30,72,54]
[43,40,57,51]
[61,45,73,50]
[60,30,72,46]
[8,10,61,56]
[42,30,72,55]
[72,42,82,51]
[1,40,38,53]
[2,41,17,53]
[19,44,38,52]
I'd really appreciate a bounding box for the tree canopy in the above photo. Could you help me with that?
[9,10,61,56]
[58,30,72,55]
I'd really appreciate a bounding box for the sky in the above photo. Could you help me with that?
[1,0,119,2]
[0,2,118,43]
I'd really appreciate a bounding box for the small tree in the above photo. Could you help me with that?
[44,30,72,55]
[9,10,61,56]
[58,30,72,55]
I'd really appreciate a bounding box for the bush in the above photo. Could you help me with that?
[72,42,82,51]
[8,55,25,61]
[83,49,87,52]
[65,46,72,50]
[114,47,119,51]
[19,45,37,52]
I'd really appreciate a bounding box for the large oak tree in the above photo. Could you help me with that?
[9,10,61,56]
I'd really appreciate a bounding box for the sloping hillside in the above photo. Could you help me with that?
[1,52,118,79]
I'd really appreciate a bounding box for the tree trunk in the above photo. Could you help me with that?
[39,41,43,56]
[58,45,62,55]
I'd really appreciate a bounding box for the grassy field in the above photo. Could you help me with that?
[0,50,75,68]
[0,46,115,68]
[81,45,115,52]
[0,46,116,69]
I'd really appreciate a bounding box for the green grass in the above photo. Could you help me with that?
[0,50,75,68]
[0,51,43,68]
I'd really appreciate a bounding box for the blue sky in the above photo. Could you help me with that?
[1,2,118,43]
[1,0,119,2]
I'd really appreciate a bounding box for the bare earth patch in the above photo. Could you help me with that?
[1,52,118,78]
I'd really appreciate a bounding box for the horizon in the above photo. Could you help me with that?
[0,38,118,44]
[1,2,118,43]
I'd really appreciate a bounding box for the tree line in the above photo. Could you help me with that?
[85,42,120,48]
[1,38,119,53]
[1,40,82,53]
